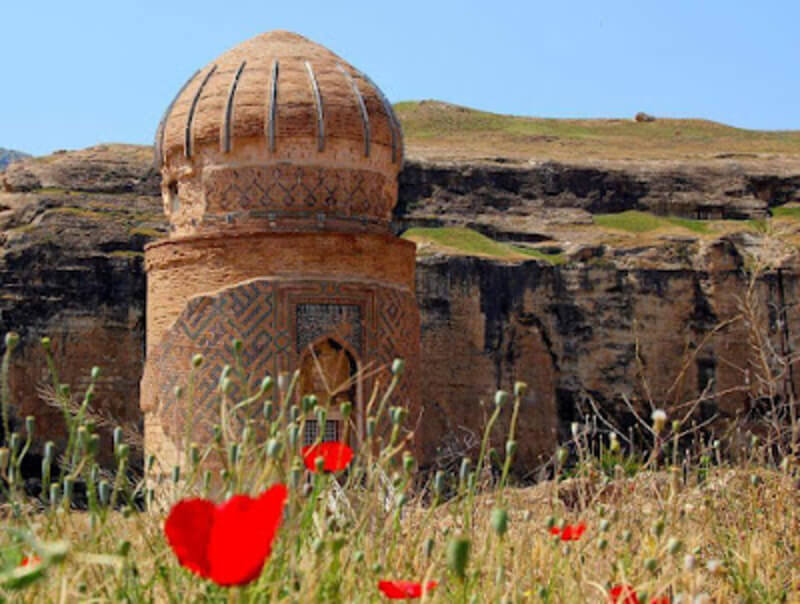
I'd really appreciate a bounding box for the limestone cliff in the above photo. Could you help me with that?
[1,145,799,472]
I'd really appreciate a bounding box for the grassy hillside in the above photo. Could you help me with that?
[395,100,800,162]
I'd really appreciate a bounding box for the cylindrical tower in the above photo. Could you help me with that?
[141,31,419,469]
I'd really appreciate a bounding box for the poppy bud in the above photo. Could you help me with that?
[315,407,327,426]
[232,338,243,354]
[391,358,405,376]
[172,465,180,484]
[571,422,580,438]
[174,385,183,400]
[263,400,274,420]
[391,406,407,425]
[395,493,407,508]
[459,457,471,485]
[556,447,567,465]
[424,537,435,558]
[40,336,51,352]
[99,480,110,505]
[599,519,610,532]
[112,426,123,451]
[117,540,131,557]
[88,434,100,456]
[314,456,325,473]
[522,510,532,522]
[340,401,352,418]
[288,424,299,449]
[116,443,129,461]
[652,518,665,537]
[25,416,35,438]
[9,432,20,455]
[229,443,239,465]
[644,557,657,573]
[0,448,8,473]
[506,440,518,457]
[545,515,556,529]
[667,537,682,555]
[494,390,509,408]
[622,529,632,543]
[189,443,200,466]
[221,365,232,380]
[147,454,156,472]
[366,417,376,438]
[302,395,317,412]
[266,439,282,460]
[259,376,274,395]
[290,405,299,423]
[447,536,471,580]
[403,452,415,474]
[513,381,528,397]
[203,470,211,492]
[191,353,203,368]
[220,377,232,395]
[609,433,620,453]
[491,508,509,537]
[434,470,445,496]
[63,477,74,503]
[90,366,101,381]
[353,551,364,563]
[672,420,681,433]
[651,409,667,435]
[49,483,60,505]
[598,537,608,550]
[4,331,19,350]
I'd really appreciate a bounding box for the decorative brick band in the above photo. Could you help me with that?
[203,164,395,225]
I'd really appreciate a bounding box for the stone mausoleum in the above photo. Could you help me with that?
[140,31,420,468]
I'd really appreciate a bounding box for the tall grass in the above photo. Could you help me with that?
[0,332,796,602]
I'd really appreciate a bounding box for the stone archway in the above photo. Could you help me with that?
[298,337,358,445]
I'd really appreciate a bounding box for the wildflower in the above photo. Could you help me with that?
[608,584,638,604]
[164,484,287,586]
[301,441,353,473]
[378,580,437,599]
[19,555,41,567]
[550,523,587,541]
[608,585,670,604]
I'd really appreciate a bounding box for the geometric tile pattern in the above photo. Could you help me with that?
[144,277,419,450]
[203,165,395,226]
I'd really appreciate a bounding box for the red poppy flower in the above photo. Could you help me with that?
[649,597,670,604]
[19,555,41,567]
[302,441,353,473]
[549,523,587,541]
[609,584,639,604]
[378,580,437,599]
[164,484,287,586]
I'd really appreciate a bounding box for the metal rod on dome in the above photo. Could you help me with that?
[185,65,218,159]
[267,60,279,153]
[338,64,370,158]
[357,70,401,163]
[305,61,325,152]
[154,68,200,167]
[222,61,247,153]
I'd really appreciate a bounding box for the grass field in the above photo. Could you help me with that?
[396,100,800,162]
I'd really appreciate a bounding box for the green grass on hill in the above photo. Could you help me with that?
[593,210,710,234]
[772,205,800,220]
[394,100,800,161]
[403,227,565,264]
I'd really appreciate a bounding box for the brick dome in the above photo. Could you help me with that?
[154,31,404,237]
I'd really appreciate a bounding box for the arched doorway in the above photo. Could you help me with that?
[298,338,358,446]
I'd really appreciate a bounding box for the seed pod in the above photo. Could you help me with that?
[174,385,183,400]
[644,557,658,573]
[117,540,131,557]
[9,433,20,455]
[49,483,60,505]
[513,381,528,397]
[447,536,471,580]
[232,338,243,354]
[391,406,407,425]
[599,519,610,532]
[366,417,377,438]
[491,508,509,537]
[459,457,471,485]
[622,529,632,543]
[90,366,101,380]
[228,443,239,465]
[506,440,518,457]
[172,465,180,484]
[434,471,445,496]
[288,424,299,449]
[40,336,51,351]
[259,376,274,395]
[652,518,665,538]
[340,401,352,418]
[597,537,608,550]
[667,537,683,555]
[112,427,123,451]
[116,443,130,461]
[190,443,201,466]
[263,400,274,420]
[403,452,415,474]
[191,353,203,368]
[651,409,667,435]
[424,537,435,559]
[24,416,35,438]
[315,407,327,426]
[147,454,156,472]
[290,405,299,423]
[88,434,100,456]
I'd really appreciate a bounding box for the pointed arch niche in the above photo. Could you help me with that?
[297,336,363,446]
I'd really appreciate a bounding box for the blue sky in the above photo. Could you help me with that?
[2,0,798,155]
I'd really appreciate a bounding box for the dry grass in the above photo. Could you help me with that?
[397,100,800,163]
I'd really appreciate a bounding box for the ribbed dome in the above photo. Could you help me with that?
[153,31,404,237]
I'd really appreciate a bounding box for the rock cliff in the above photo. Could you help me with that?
[0,148,31,172]
[1,144,799,472]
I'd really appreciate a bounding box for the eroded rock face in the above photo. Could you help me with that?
[0,145,798,473]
